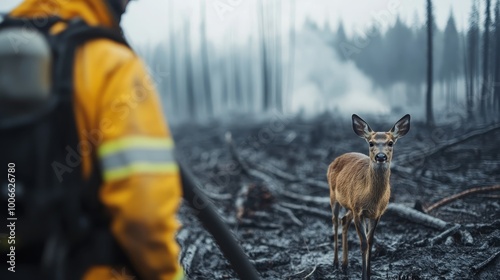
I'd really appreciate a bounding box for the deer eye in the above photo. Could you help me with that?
[369,142,374,147]
[388,141,394,147]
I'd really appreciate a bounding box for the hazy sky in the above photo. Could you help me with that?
[1,0,475,45]
[123,0,475,45]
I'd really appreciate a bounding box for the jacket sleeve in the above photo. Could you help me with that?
[95,54,183,280]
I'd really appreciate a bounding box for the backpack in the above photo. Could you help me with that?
[0,16,133,280]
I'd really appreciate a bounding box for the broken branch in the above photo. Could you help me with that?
[472,250,500,273]
[274,204,304,226]
[416,224,461,247]
[280,189,330,204]
[402,123,500,161]
[425,185,500,213]
[280,202,331,219]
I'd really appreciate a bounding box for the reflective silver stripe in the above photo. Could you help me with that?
[101,148,175,171]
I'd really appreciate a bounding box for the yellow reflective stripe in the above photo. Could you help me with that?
[172,269,185,280]
[98,136,174,158]
[103,162,179,182]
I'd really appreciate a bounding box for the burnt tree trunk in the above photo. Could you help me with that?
[221,52,229,112]
[233,46,243,110]
[467,1,480,120]
[464,34,470,116]
[494,0,500,116]
[481,0,492,120]
[258,0,271,111]
[200,1,213,118]
[426,0,435,126]
[274,0,283,113]
[183,20,196,120]
[168,1,179,120]
[286,0,296,115]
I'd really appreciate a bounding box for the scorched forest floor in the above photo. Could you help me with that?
[172,114,500,280]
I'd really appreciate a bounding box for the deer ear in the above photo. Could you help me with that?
[352,114,373,139]
[390,114,411,139]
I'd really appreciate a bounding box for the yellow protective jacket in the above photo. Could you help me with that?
[10,1,184,280]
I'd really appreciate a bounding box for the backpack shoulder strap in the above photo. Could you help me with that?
[0,16,63,32]
[48,19,136,278]
[49,18,131,231]
[53,19,130,98]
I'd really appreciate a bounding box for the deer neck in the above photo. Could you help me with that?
[369,162,390,194]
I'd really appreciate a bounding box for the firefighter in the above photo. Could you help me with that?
[8,0,184,279]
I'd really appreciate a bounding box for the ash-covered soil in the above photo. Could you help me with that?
[173,114,500,280]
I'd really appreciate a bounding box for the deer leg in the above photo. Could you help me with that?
[332,202,340,267]
[366,218,380,277]
[341,210,352,270]
[354,215,369,280]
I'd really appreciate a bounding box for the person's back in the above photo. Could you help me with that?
[6,0,184,279]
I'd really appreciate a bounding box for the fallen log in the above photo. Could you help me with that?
[252,163,330,190]
[226,132,251,176]
[274,204,304,226]
[472,250,500,273]
[254,162,298,182]
[425,185,500,213]
[281,189,330,204]
[429,224,461,245]
[251,164,330,192]
[201,188,232,201]
[279,202,331,219]
[464,221,500,233]
[401,122,500,161]
[252,253,290,270]
[178,162,261,280]
[415,224,461,247]
[386,203,448,230]
[303,265,318,279]
[272,195,449,231]
[239,218,283,230]
[442,207,480,217]
[247,169,282,191]
[276,197,450,231]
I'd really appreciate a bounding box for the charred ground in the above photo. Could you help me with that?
[173,114,500,280]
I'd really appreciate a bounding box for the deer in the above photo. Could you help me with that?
[327,114,410,280]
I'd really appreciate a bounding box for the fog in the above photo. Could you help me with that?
[1,0,494,124]
[291,25,391,116]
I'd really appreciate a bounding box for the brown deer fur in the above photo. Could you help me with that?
[328,114,410,280]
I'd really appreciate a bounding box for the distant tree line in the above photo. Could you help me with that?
[331,0,500,122]
[141,0,292,123]
[140,0,500,124]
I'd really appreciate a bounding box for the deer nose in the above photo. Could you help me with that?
[375,153,387,162]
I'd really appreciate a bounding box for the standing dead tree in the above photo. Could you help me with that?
[426,0,435,126]
[441,12,460,109]
[481,0,492,120]
[258,0,271,112]
[274,0,283,113]
[168,0,179,119]
[286,0,296,115]
[467,1,480,119]
[200,1,213,118]
[494,0,500,115]
[183,20,196,120]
